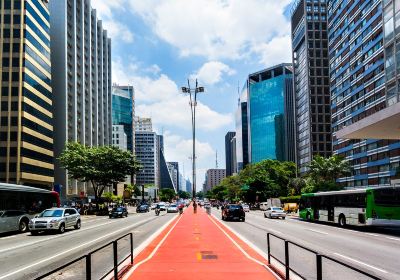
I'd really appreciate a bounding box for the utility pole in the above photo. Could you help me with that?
[181,79,204,199]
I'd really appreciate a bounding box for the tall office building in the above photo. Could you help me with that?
[135,116,152,132]
[112,85,134,153]
[185,179,192,194]
[235,90,249,171]
[112,125,127,150]
[247,64,296,163]
[135,131,159,187]
[225,131,236,176]
[167,162,178,191]
[0,0,54,188]
[328,0,400,188]
[291,0,332,173]
[50,0,112,196]
[167,161,179,191]
[204,169,226,193]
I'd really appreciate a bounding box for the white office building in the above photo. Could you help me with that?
[50,0,112,197]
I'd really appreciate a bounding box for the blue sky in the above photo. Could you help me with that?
[91,0,293,189]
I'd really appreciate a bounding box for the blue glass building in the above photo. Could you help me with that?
[112,86,134,153]
[247,64,296,163]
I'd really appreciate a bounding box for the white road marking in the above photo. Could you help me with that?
[122,215,182,279]
[386,237,400,242]
[365,233,379,237]
[333,253,388,274]
[0,216,157,280]
[307,229,328,235]
[0,217,137,254]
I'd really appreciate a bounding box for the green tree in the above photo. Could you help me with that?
[177,190,190,199]
[287,177,306,196]
[306,155,352,192]
[160,188,176,202]
[196,191,204,199]
[59,142,141,208]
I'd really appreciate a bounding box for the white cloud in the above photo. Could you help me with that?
[252,35,292,67]
[112,57,233,131]
[190,61,235,86]
[163,131,215,188]
[128,0,292,62]
[91,0,134,44]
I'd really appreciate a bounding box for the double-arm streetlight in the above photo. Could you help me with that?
[181,79,204,199]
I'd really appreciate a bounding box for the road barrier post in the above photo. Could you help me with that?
[130,233,134,265]
[113,241,118,280]
[316,254,322,280]
[86,254,91,280]
[267,233,271,264]
[284,240,289,280]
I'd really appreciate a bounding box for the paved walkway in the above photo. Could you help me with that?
[124,206,277,280]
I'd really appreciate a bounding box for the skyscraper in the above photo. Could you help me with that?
[135,116,152,132]
[235,90,249,171]
[291,0,332,174]
[135,131,159,187]
[50,0,112,196]
[225,132,236,176]
[204,169,226,193]
[0,0,54,188]
[247,64,296,163]
[167,161,179,191]
[112,85,134,153]
[328,0,400,188]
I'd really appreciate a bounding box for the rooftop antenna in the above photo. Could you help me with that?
[215,150,218,169]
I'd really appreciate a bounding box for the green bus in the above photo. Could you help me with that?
[299,187,400,227]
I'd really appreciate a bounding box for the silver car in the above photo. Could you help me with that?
[264,207,286,219]
[29,208,81,235]
[0,210,31,234]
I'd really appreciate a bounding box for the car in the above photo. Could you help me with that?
[110,206,129,218]
[242,204,250,212]
[264,207,286,219]
[221,204,245,222]
[136,204,149,213]
[0,210,31,234]
[158,203,167,211]
[150,204,157,210]
[29,208,81,235]
[167,204,178,213]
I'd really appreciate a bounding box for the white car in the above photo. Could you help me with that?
[167,204,178,213]
[242,204,250,212]
[29,208,81,234]
[158,203,167,211]
[150,204,157,210]
[264,207,286,219]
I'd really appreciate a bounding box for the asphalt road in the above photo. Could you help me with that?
[0,210,176,280]
[212,208,400,280]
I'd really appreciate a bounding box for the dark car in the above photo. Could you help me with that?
[109,207,128,218]
[136,204,150,213]
[222,204,245,222]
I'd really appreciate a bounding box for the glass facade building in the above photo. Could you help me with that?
[225,131,236,176]
[328,0,400,188]
[248,64,295,163]
[0,0,54,188]
[112,85,134,153]
[291,0,332,174]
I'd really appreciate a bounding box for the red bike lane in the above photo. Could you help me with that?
[123,206,278,280]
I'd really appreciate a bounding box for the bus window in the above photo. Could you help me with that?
[374,188,400,206]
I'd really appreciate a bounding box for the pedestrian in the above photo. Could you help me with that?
[193,200,197,214]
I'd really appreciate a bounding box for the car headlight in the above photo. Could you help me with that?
[29,221,33,225]
[49,219,58,224]
[118,212,122,214]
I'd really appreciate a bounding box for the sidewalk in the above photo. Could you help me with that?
[123,206,278,280]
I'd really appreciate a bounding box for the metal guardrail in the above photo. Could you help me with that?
[267,232,382,280]
[35,233,133,280]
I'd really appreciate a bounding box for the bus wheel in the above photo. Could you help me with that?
[339,215,346,227]
[306,212,311,221]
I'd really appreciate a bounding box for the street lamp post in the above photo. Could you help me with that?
[181,79,204,199]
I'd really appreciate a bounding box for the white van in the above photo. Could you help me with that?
[259,202,269,211]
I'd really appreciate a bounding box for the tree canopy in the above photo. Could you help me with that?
[59,142,141,206]
[160,188,176,202]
